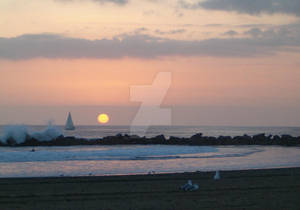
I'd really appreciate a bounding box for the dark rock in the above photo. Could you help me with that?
[281,134,296,146]
[130,135,141,140]
[217,136,232,145]
[191,133,203,140]
[252,133,266,144]
[116,133,123,138]
[154,135,166,141]
[1,131,300,147]
[149,135,166,144]
[6,138,17,146]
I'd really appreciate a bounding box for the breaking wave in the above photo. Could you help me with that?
[0,122,62,144]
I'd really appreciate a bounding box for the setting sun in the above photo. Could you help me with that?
[97,113,110,124]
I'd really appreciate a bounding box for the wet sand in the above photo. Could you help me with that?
[0,167,300,210]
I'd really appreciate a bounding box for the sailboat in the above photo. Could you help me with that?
[65,112,75,130]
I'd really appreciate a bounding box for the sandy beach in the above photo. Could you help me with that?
[0,167,299,210]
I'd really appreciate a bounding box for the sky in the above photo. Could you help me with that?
[0,0,300,126]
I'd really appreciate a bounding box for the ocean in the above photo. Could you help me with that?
[0,125,300,178]
[0,145,300,177]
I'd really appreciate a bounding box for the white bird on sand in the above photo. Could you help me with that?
[214,171,220,180]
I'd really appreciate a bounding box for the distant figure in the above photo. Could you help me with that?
[190,184,199,191]
[181,180,193,191]
[31,148,35,152]
[148,171,155,175]
[181,180,199,191]
[65,112,75,130]
[214,171,220,180]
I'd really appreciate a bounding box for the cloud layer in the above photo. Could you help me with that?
[0,24,299,60]
[55,0,128,5]
[180,0,300,16]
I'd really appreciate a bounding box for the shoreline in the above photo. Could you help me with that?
[1,167,300,209]
[1,166,299,179]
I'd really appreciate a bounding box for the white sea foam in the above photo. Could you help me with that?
[0,122,62,144]
[0,125,29,144]
[31,124,62,141]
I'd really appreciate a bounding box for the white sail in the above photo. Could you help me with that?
[65,112,75,130]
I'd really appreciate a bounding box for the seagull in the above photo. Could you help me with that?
[214,171,220,180]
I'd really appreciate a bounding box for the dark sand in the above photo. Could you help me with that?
[0,168,300,210]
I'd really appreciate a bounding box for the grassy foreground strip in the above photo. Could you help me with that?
[0,168,300,210]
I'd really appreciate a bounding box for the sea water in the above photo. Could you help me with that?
[0,145,299,177]
[0,125,300,177]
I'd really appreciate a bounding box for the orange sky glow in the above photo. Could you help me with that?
[1,0,300,125]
